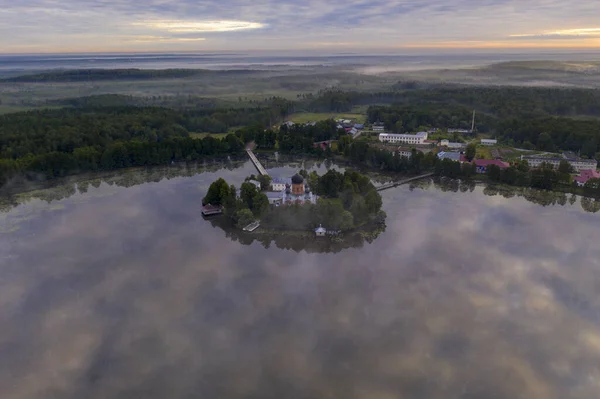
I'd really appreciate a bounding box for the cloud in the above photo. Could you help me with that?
[124,36,206,43]
[510,28,600,40]
[133,20,266,33]
[1,0,600,51]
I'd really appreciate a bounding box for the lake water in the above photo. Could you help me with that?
[1,162,600,399]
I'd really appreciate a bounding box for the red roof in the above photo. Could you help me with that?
[574,169,600,184]
[474,159,510,169]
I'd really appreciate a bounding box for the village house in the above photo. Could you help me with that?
[574,169,600,187]
[372,122,385,132]
[315,225,326,237]
[437,151,463,162]
[379,131,428,145]
[440,139,466,149]
[481,139,498,146]
[474,159,510,173]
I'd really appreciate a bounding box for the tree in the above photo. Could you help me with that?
[486,164,502,181]
[338,135,353,155]
[203,178,230,205]
[257,174,272,191]
[234,208,255,228]
[339,211,354,231]
[584,178,600,199]
[240,182,258,209]
[251,192,269,217]
[364,190,383,214]
[465,143,476,162]
[537,132,555,151]
[558,160,573,174]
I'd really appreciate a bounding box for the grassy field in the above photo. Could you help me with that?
[189,133,229,140]
[287,112,366,124]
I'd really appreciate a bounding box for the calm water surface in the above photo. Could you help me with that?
[1,162,600,399]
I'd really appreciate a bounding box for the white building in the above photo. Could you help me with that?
[315,225,326,237]
[373,123,385,132]
[266,191,284,205]
[397,149,413,158]
[521,154,597,172]
[379,131,428,145]
[271,177,291,192]
[440,139,466,149]
[481,139,497,146]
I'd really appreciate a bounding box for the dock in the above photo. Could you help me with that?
[243,221,261,232]
[246,149,269,176]
[376,173,434,192]
[201,204,223,216]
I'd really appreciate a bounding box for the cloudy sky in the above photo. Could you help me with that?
[1,0,600,53]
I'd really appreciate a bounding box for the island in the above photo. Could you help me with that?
[203,169,386,238]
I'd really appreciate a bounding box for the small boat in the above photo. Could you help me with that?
[243,221,260,232]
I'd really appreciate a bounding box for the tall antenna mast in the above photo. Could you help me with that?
[471,110,476,133]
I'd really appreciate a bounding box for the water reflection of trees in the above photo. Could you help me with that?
[0,161,247,213]
[405,178,600,214]
[207,216,387,254]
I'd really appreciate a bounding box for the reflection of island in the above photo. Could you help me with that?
[206,215,386,253]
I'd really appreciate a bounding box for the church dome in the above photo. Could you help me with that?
[291,174,304,184]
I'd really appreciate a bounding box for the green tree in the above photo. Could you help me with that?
[584,178,600,199]
[558,160,573,174]
[203,178,230,205]
[257,174,272,191]
[465,143,477,162]
[537,132,555,151]
[339,211,354,231]
[364,190,383,214]
[486,164,502,181]
[240,182,258,209]
[338,135,353,154]
[251,192,269,217]
[234,208,255,228]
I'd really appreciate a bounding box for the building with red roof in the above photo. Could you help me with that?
[474,159,510,174]
[574,169,600,187]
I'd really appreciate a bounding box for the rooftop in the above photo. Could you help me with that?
[437,151,462,161]
[291,174,304,184]
[272,177,292,184]
[474,159,510,168]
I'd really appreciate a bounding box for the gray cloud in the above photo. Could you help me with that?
[1,1,599,52]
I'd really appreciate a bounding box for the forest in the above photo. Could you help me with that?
[0,68,261,82]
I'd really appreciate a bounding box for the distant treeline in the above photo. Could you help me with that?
[1,68,260,83]
[0,102,291,158]
[306,86,600,118]
[0,102,294,186]
[50,94,221,110]
[367,104,494,133]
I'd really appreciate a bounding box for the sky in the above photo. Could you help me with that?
[1,0,600,53]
